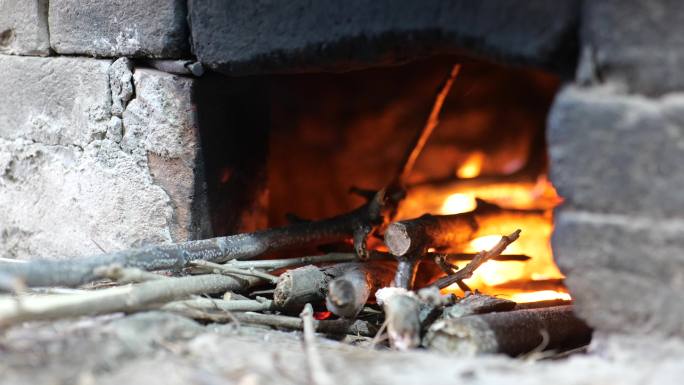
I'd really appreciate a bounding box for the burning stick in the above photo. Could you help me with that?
[423,305,592,356]
[273,262,395,313]
[430,229,522,291]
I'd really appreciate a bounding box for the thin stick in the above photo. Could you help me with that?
[395,64,461,185]
[161,297,274,314]
[301,303,335,385]
[232,312,376,336]
[93,264,166,284]
[225,251,528,272]
[0,274,263,327]
[431,229,521,290]
[190,260,278,283]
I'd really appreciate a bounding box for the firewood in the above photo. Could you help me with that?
[376,288,422,351]
[423,305,592,356]
[442,294,516,318]
[429,229,521,290]
[224,251,527,273]
[326,262,395,318]
[160,297,274,315]
[385,200,532,258]
[300,304,335,385]
[233,312,377,336]
[274,262,395,313]
[0,274,263,327]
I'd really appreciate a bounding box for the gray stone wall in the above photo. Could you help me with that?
[0,0,50,56]
[547,0,684,336]
[0,56,210,259]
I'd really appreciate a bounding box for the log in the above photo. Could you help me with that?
[326,262,395,318]
[384,200,541,258]
[274,262,395,313]
[423,305,592,356]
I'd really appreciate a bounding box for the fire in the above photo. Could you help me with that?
[456,151,484,179]
[400,158,569,303]
[440,193,477,214]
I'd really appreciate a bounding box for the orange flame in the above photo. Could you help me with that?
[401,163,569,303]
[456,151,484,179]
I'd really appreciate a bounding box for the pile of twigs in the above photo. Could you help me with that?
[0,65,591,356]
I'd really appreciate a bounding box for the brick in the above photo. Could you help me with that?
[0,0,50,56]
[49,0,190,58]
[548,85,684,218]
[581,0,684,95]
[553,210,684,335]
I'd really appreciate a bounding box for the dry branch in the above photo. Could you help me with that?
[233,312,377,336]
[189,260,279,283]
[0,273,263,327]
[376,288,421,351]
[274,262,395,313]
[161,297,274,314]
[225,251,527,273]
[300,303,335,385]
[430,229,521,290]
[424,305,592,356]
[326,262,395,318]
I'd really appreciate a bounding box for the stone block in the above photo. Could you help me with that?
[548,85,684,218]
[48,0,190,58]
[549,84,684,334]
[0,56,209,259]
[581,0,684,95]
[0,0,50,56]
[553,210,684,335]
[0,56,112,147]
[189,0,579,75]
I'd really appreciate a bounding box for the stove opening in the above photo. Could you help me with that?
[265,56,566,303]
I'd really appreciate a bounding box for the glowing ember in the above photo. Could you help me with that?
[313,311,333,320]
[456,151,484,179]
[440,193,477,214]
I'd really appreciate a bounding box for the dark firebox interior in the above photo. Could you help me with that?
[194,55,559,238]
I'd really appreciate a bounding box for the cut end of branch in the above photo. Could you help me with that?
[384,222,412,256]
